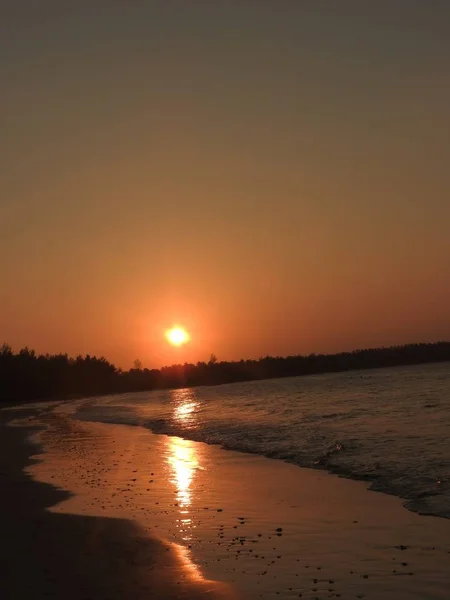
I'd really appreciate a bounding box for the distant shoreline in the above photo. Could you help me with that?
[1,341,450,404]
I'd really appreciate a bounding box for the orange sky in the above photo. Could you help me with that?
[1,2,450,368]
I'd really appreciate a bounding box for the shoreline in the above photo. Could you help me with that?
[7,393,450,521]
[25,406,450,600]
[2,369,450,519]
[0,408,235,600]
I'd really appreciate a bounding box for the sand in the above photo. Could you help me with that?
[0,407,234,600]
[3,403,450,599]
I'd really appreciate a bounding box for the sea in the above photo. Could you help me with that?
[75,361,450,519]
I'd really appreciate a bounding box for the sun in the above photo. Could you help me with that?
[165,326,190,347]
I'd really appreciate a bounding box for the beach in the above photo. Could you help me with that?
[3,2,450,598]
[0,407,233,600]
[3,402,449,600]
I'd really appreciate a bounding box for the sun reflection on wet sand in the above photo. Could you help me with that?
[172,543,203,582]
[165,389,207,584]
[166,388,202,544]
[167,436,199,534]
[172,542,235,598]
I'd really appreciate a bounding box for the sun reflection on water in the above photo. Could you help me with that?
[171,388,200,430]
[167,437,199,512]
[166,388,202,543]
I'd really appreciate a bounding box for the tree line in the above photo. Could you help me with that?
[1,341,450,404]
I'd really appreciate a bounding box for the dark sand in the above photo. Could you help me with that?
[0,408,234,600]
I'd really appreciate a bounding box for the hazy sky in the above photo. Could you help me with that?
[1,1,450,368]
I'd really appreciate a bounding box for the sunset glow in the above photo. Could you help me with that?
[1,3,450,369]
[165,326,190,347]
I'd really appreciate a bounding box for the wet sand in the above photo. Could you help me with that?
[22,405,450,600]
[0,408,234,600]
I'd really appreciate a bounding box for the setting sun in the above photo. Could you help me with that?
[165,326,190,347]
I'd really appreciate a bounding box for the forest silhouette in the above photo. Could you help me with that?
[1,341,450,404]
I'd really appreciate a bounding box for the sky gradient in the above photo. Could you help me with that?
[1,1,450,368]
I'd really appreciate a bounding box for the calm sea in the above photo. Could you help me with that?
[76,361,450,519]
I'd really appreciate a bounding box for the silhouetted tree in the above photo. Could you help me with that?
[1,341,450,404]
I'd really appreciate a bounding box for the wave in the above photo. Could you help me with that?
[75,404,450,521]
[73,364,450,519]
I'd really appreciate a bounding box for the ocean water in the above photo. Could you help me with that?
[75,361,450,519]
